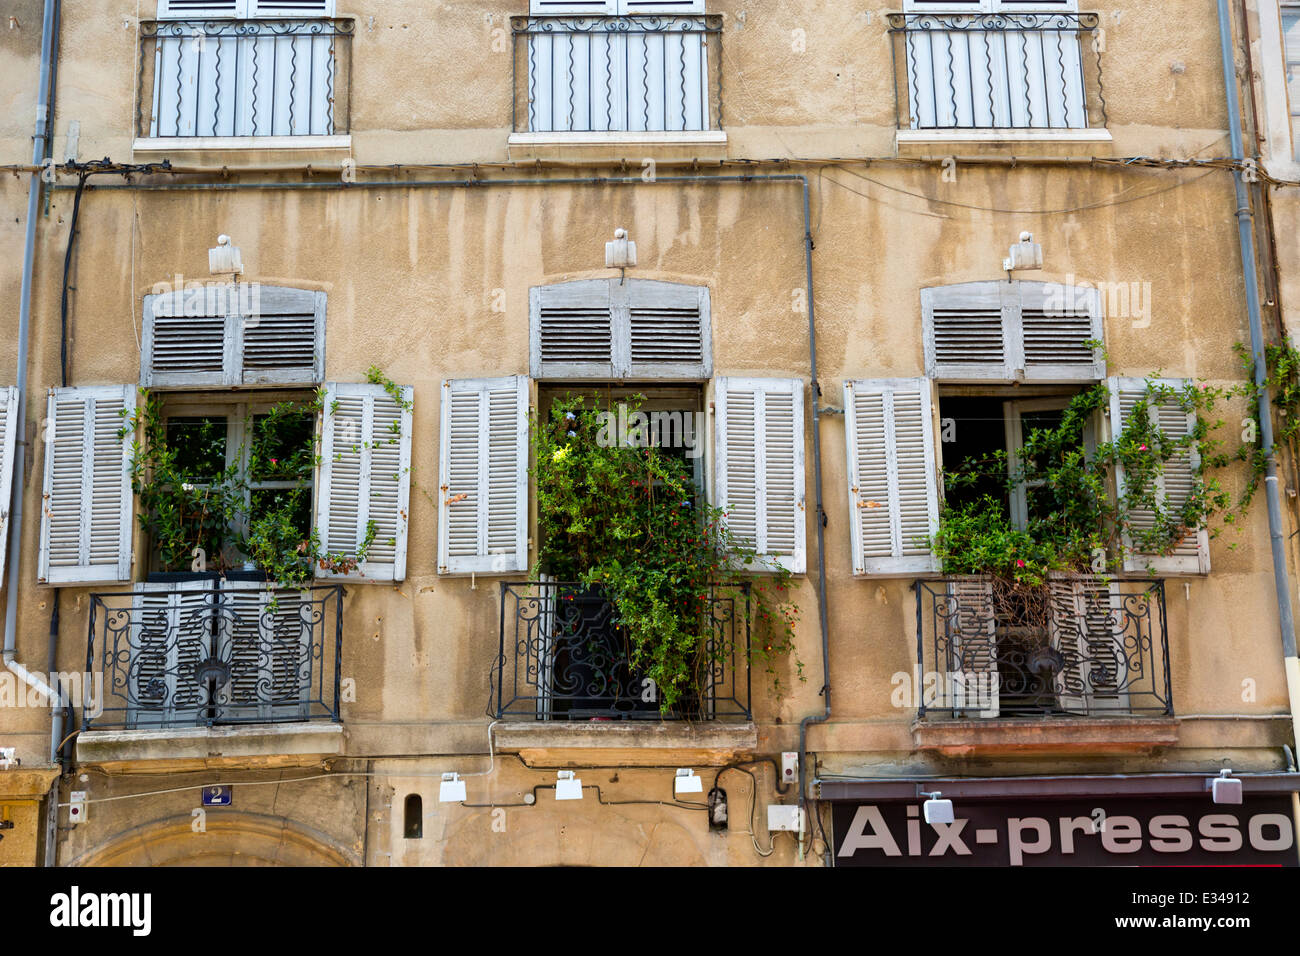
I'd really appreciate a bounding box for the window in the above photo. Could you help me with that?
[1284,4,1300,158]
[143,0,349,140]
[517,1,720,134]
[892,0,1098,132]
[404,794,423,839]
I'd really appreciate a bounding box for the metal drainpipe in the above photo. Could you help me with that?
[5,0,62,725]
[1217,0,1300,751]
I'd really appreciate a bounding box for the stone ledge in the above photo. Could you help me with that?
[912,716,1179,757]
[496,721,758,767]
[76,722,345,774]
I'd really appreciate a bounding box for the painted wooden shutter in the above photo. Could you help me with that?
[316,382,413,582]
[438,376,529,576]
[1019,281,1105,381]
[0,387,20,584]
[715,378,806,574]
[142,286,324,388]
[38,385,135,586]
[531,280,710,380]
[923,281,1015,381]
[1108,377,1209,574]
[620,1,706,12]
[126,582,213,729]
[1047,573,1126,715]
[945,576,1000,717]
[531,280,616,378]
[248,0,335,15]
[218,582,311,721]
[844,379,940,576]
[530,1,617,15]
[158,0,244,18]
[624,280,711,378]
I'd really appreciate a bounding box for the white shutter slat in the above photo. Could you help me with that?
[316,382,413,582]
[845,378,940,577]
[157,0,245,18]
[620,1,708,14]
[218,582,311,721]
[1021,281,1105,381]
[248,0,335,16]
[530,1,618,14]
[715,378,805,574]
[922,281,1014,381]
[531,281,617,378]
[38,385,135,586]
[946,575,1000,717]
[438,376,529,576]
[142,286,323,388]
[1108,377,1209,575]
[0,387,19,583]
[624,280,712,378]
[127,582,214,729]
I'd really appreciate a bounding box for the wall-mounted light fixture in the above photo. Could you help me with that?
[556,770,584,801]
[439,772,467,803]
[209,234,243,277]
[1003,231,1042,273]
[1210,769,1243,805]
[921,790,954,825]
[674,769,703,796]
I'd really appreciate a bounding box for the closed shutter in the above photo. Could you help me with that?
[126,582,213,729]
[142,286,325,388]
[529,1,617,13]
[316,382,413,582]
[0,387,20,583]
[217,582,311,722]
[621,1,706,12]
[158,0,243,17]
[1108,377,1209,574]
[923,280,1104,383]
[844,379,940,576]
[531,279,710,380]
[901,3,1078,15]
[438,376,529,576]
[38,385,135,586]
[714,378,806,574]
[945,576,1000,717]
[248,0,335,15]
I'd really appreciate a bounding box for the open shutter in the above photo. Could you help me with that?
[38,385,134,586]
[715,378,806,574]
[624,280,711,378]
[126,581,213,729]
[945,576,1000,718]
[844,379,940,576]
[922,281,1015,382]
[1020,281,1105,381]
[316,382,413,582]
[218,582,312,722]
[0,387,19,582]
[142,286,324,388]
[438,376,529,576]
[1108,377,1209,574]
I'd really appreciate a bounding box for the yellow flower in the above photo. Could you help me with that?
[552,447,570,463]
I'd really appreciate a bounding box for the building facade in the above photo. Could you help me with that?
[2,0,1300,867]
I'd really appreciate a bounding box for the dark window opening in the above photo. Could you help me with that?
[404,794,423,839]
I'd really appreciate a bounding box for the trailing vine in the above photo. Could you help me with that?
[531,395,802,715]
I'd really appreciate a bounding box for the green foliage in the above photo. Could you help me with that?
[532,396,801,714]
[933,343,1300,579]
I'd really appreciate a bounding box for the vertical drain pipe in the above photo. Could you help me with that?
[1216,0,1300,762]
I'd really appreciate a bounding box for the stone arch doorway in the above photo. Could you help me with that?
[70,813,356,867]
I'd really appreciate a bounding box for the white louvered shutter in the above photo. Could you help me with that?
[844,379,940,576]
[248,0,335,15]
[902,2,1077,13]
[945,575,999,718]
[38,385,135,586]
[530,1,617,13]
[1019,281,1105,381]
[1108,377,1209,574]
[157,0,244,17]
[531,281,616,378]
[438,376,529,576]
[142,286,325,388]
[715,378,806,574]
[922,281,1015,381]
[126,582,213,729]
[531,280,710,380]
[218,582,311,721]
[624,280,712,378]
[1047,573,1126,715]
[620,1,707,14]
[316,382,413,582]
[0,387,19,583]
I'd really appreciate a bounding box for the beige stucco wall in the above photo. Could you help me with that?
[0,0,1297,866]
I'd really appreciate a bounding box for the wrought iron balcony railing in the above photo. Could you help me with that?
[85,581,343,731]
[887,13,1106,131]
[511,15,723,134]
[137,18,354,139]
[495,581,751,720]
[914,575,1171,719]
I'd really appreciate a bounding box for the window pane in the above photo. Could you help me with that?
[165,416,228,481]
[250,410,315,481]
[249,488,313,542]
